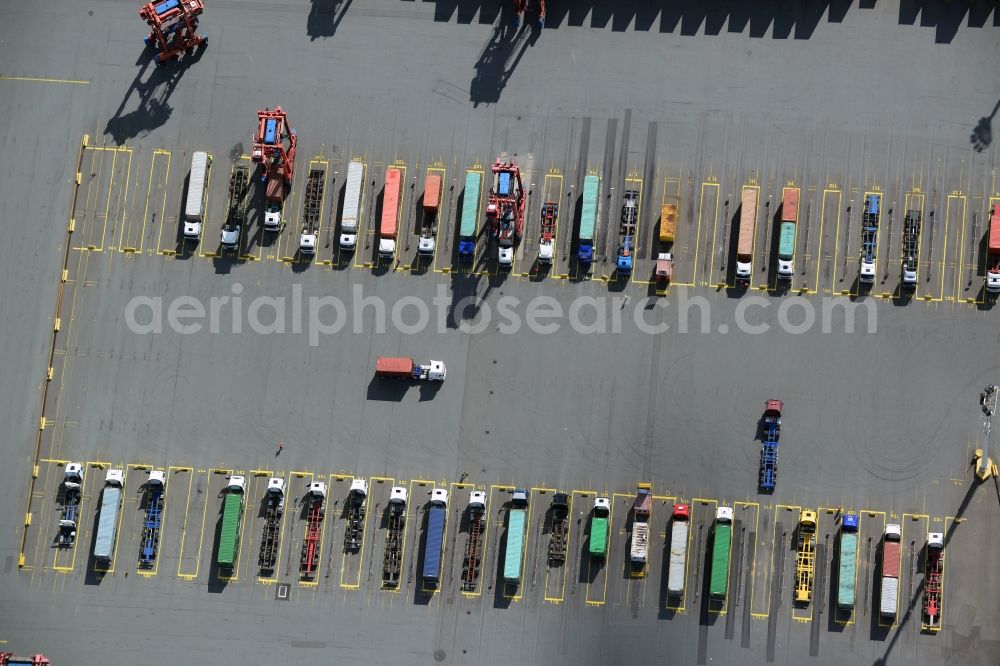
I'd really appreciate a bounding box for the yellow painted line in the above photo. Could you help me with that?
[138,469,170,578]
[0,76,90,84]
[904,190,926,290]
[415,165,448,272]
[890,513,928,629]
[948,193,968,301]
[704,180,724,283]
[733,500,759,617]
[51,462,93,573]
[132,149,170,255]
[825,187,843,293]
[540,172,563,271]
[349,159,371,270]
[757,503,802,619]
[382,478,432,592]
[255,471,286,585]
[176,468,208,579]
[459,483,492,598]
[340,474,379,590]
[540,487,570,603]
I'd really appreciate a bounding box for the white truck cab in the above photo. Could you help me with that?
[378,237,396,259]
[469,490,487,510]
[228,475,247,493]
[349,478,368,499]
[430,488,448,507]
[538,240,554,264]
[988,270,1000,293]
[299,231,317,254]
[860,259,876,283]
[778,257,794,278]
[148,469,165,488]
[418,235,435,255]
[498,246,514,267]
[105,468,125,487]
[264,203,282,232]
[63,463,84,489]
[716,506,734,523]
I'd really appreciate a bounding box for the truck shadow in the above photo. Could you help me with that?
[83,503,107,586]
[412,502,435,606]
[659,514,679,619]
[698,526,720,627]
[492,501,513,609]
[207,498,230,593]
[621,502,636,581]
[576,512,601,586]
[365,375,409,402]
[826,529,846,633]
[868,535,889,641]
[766,204,788,296]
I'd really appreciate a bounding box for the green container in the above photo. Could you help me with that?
[589,515,609,558]
[778,220,796,260]
[580,175,599,242]
[709,522,732,598]
[837,532,858,609]
[217,492,244,568]
[460,172,481,239]
[503,509,526,583]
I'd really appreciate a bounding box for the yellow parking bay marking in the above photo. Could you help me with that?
[0,76,90,84]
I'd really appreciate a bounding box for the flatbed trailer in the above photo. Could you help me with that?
[617,190,638,276]
[547,492,569,565]
[759,399,782,492]
[538,201,558,264]
[382,486,408,588]
[795,510,817,603]
[462,491,487,590]
[901,210,921,286]
[298,168,326,254]
[922,532,944,631]
[220,165,248,252]
[56,463,83,548]
[258,477,285,574]
[138,470,165,568]
[300,482,327,579]
[344,479,368,551]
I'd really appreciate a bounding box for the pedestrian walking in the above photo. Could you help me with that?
[276,441,284,457]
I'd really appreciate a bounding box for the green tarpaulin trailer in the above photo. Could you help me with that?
[217,484,245,569]
[709,508,734,599]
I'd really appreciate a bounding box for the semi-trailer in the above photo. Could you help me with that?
[344,478,368,551]
[777,188,798,280]
[759,399,783,492]
[298,168,325,255]
[458,172,482,263]
[987,204,1000,293]
[547,492,569,565]
[379,167,402,260]
[382,486,408,588]
[300,482,327,580]
[794,510,817,604]
[462,491,487,590]
[418,173,442,257]
[138,470,165,568]
[56,463,84,548]
[339,160,364,251]
[735,188,758,284]
[503,489,529,586]
[666,503,690,596]
[655,203,676,293]
[93,468,126,565]
[901,209,921,286]
[183,151,210,241]
[588,497,610,559]
[629,485,652,572]
[923,531,944,630]
[709,506,734,600]
[220,165,248,252]
[577,174,599,266]
[617,190,638,276]
[837,513,859,610]
[538,201,558,264]
[880,523,902,620]
[374,357,446,381]
[859,193,881,283]
[216,476,246,571]
[422,488,448,588]
[258,477,285,574]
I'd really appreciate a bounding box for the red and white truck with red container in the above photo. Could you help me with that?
[880,523,902,620]
[379,167,402,261]
[375,357,446,381]
[986,203,1000,293]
